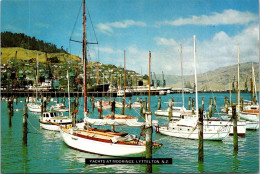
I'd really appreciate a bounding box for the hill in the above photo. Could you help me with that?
[1,31,66,54]
[1,47,81,64]
[163,62,259,91]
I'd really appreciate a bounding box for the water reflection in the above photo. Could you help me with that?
[231,150,240,172]
[198,161,204,173]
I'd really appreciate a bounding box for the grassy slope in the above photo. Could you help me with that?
[1,47,81,64]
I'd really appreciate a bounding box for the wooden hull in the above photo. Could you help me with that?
[60,127,161,157]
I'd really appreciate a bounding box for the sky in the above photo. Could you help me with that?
[1,0,259,76]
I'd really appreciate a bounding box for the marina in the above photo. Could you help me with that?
[1,0,259,173]
[1,92,259,173]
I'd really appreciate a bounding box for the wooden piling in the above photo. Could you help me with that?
[129,97,131,109]
[232,105,238,151]
[168,100,172,121]
[192,98,195,114]
[188,97,191,110]
[224,97,228,114]
[91,97,95,112]
[140,98,143,117]
[172,97,174,107]
[158,97,161,110]
[145,111,152,173]
[111,99,116,132]
[23,104,28,145]
[209,98,213,118]
[213,97,217,111]
[201,97,204,111]
[144,97,148,112]
[240,97,243,111]
[98,100,102,119]
[41,95,44,115]
[8,100,12,127]
[122,98,125,115]
[198,108,204,162]
[43,101,47,112]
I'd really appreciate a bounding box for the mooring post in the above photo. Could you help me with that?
[224,97,228,114]
[240,97,244,111]
[10,98,14,117]
[129,97,132,109]
[43,101,47,112]
[71,101,75,127]
[111,99,116,132]
[198,108,204,162]
[168,99,172,121]
[140,98,143,117]
[71,101,75,116]
[213,97,217,111]
[144,97,148,112]
[145,111,153,173]
[192,98,195,114]
[158,97,161,110]
[201,97,204,111]
[23,104,28,145]
[172,97,175,107]
[63,95,66,105]
[188,97,191,110]
[8,100,12,127]
[91,97,95,112]
[122,98,125,115]
[232,105,238,151]
[98,100,102,119]
[41,95,44,115]
[209,98,213,118]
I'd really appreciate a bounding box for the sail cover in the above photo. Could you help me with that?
[85,117,145,127]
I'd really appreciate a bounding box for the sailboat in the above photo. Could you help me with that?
[27,52,42,113]
[240,62,259,124]
[155,45,189,117]
[40,71,84,131]
[59,0,162,157]
[158,36,230,140]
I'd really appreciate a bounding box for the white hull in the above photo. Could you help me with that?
[40,122,85,131]
[159,126,228,140]
[155,110,182,117]
[60,128,147,157]
[203,119,246,136]
[240,113,259,122]
[27,103,41,113]
[246,121,259,130]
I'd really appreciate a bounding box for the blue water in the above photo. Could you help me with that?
[1,93,259,173]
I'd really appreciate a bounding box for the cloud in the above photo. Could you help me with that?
[158,9,257,26]
[97,20,146,34]
[151,24,259,75]
[155,37,178,47]
[35,22,51,28]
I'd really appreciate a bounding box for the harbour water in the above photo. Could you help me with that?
[1,93,259,173]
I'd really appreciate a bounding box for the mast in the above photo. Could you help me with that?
[83,0,87,114]
[237,44,240,118]
[67,70,71,115]
[124,50,126,100]
[180,44,184,108]
[252,62,257,104]
[36,52,38,101]
[193,35,198,117]
[149,51,151,111]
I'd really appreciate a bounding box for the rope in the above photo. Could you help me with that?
[27,118,43,134]
[86,4,98,44]
[70,1,82,41]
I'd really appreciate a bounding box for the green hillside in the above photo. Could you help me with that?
[1,47,81,64]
